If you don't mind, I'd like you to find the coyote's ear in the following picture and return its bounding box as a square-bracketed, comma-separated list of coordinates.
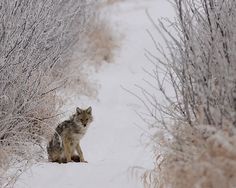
[86, 106, 92, 114]
[76, 107, 82, 114]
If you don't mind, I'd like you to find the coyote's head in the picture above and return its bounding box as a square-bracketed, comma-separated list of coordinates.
[73, 107, 93, 127]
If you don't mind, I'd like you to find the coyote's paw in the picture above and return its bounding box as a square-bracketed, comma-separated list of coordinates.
[71, 155, 80, 162]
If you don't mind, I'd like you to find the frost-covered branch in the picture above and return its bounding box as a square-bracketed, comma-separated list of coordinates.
[0, 0, 97, 187]
[138, 0, 236, 187]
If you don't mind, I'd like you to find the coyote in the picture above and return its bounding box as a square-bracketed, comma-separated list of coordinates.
[47, 106, 93, 163]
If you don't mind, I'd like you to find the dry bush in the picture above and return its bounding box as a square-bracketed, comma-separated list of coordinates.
[58, 16, 118, 96]
[56, 3, 119, 102]
[136, 0, 236, 187]
[87, 18, 118, 65]
[79, 5, 119, 68]
[141, 123, 236, 188]
[0, 0, 97, 187]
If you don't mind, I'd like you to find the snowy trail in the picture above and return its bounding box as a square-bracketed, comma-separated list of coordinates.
[15, 1, 173, 187]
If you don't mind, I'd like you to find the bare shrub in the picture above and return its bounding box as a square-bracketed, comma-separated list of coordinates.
[137, 0, 236, 187]
[0, 0, 97, 187]
[56, 3, 119, 103]
[87, 18, 118, 65]
[57, 16, 118, 98]
[78, 4, 119, 68]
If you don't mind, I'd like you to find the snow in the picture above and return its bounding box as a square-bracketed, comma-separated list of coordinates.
[14, 0, 174, 187]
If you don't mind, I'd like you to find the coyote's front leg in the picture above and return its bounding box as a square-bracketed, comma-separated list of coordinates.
[63, 137, 73, 162]
[76, 143, 87, 163]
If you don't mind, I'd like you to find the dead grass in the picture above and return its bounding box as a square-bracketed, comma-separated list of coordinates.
[56, 8, 119, 103]
[87, 19, 118, 65]
[141, 123, 236, 188]
[53, 17, 119, 106]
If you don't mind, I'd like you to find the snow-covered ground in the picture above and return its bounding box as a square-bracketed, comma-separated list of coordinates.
[15, 1, 174, 187]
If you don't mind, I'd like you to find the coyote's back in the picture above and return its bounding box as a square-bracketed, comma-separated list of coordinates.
[47, 106, 93, 163]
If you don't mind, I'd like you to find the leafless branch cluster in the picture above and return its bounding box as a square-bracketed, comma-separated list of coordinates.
[145, 0, 236, 129]
[138, 0, 236, 187]
[0, 0, 97, 187]
[54, 2, 119, 102]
